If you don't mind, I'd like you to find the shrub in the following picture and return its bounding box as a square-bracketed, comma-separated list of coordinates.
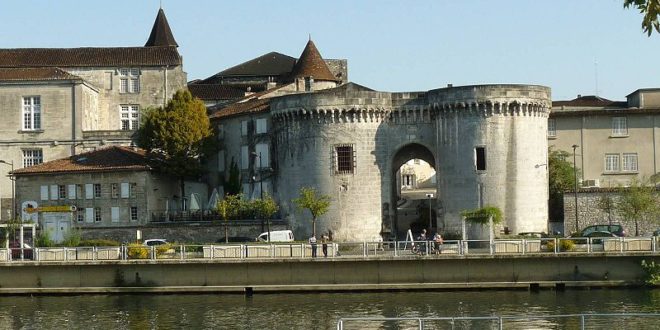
[546, 239, 575, 252]
[36, 231, 54, 247]
[61, 229, 82, 247]
[78, 239, 120, 247]
[156, 243, 173, 255]
[641, 260, 660, 286]
[127, 243, 150, 259]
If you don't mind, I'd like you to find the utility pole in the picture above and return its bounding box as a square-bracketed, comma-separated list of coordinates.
[572, 144, 580, 233]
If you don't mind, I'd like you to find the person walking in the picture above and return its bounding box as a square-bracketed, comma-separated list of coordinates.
[309, 235, 317, 258]
[321, 234, 328, 257]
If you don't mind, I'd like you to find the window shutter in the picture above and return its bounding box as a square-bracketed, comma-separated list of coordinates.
[121, 182, 130, 198]
[68, 184, 76, 199]
[218, 150, 225, 172]
[50, 185, 58, 200]
[111, 207, 120, 222]
[256, 143, 269, 168]
[40, 186, 49, 201]
[240, 146, 249, 169]
[85, 208, 94, 223]
[241, 121, 248, 136]
[256, 118, 267, 134]
[85, 184, 93, 199]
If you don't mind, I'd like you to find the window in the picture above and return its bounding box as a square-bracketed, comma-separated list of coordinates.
[94, 184, 102, 198]
[612, 117, 628, 136]
[241, 145, 249, 169]
[623, 153, 638, 172]
[85, 184, 93, 199]
[94, 207, 102, 222]
[413, 159, 421, 165]
[547, 118, 556, 137]
[58, 185, 66, 199]
[335, 144, 355, 174]
[85, 208, 94, 223]
[40, 186, 48, 201]
[120, 105, 139, 130]
[50, 185, 58, 200]
[605, 154, 620, 172]
[76, 210, 84, 223]
[304, 77, 313, 91]
[68, 184, 76, 199]
[111, 207, 120, 223]
[131, 206, 138, 221]
[255, 143, 269, 168]
[241, 121, 248, 136]
[256, 118, 267, 134]
[22, 96, 41, 130]
[119, 68, 140, 93]
[111, 183, 119, 198]
[475, 146, 487, 171]
[121, 182, 130, 198]
[22, 149, 43, 167]
[130, 183, 137, 198]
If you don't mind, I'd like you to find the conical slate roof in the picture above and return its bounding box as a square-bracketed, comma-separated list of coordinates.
[289, 39, 337, 82]
[145, 8, 178, 47]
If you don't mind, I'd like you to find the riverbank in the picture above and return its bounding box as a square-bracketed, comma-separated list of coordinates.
[1, 253, 658, 294]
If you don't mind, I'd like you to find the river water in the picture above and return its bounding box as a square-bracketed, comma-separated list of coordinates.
[0, 289, 659, 329]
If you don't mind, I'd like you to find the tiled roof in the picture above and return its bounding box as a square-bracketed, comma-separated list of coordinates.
[187, 84, 245, 100]
[12, 146, 151, 176]
[288, 40, 337, 82]
[209, 85, 292, 120]
[0, 67, 82, 81]
[145, 8, 178, 47]
[217, 52, 296, 77]
[0, 46, 182, 67]
[552, 95, 626, 108]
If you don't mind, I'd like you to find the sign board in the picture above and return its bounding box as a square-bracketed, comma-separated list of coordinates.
[39, 205, 77, 213]
[21, 201, 39, 223]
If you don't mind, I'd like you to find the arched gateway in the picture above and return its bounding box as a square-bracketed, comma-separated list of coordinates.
[270, 83, 550, 241]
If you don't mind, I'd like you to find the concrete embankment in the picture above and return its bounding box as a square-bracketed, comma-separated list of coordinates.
[0, 253, 657, 294]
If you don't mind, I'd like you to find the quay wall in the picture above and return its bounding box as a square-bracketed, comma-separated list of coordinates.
[0, 254, 657, 294]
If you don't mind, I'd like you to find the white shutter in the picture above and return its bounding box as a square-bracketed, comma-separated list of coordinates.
[50, 185, 58, 200]
[121, 182, 130, 198]
[256, 118, 267, 134]
[68, 184, 76, 199]
[85, 184, 93, 199]
[40, 186, 49, 201]
[111, 207, 120, 222]
[218, 150, 225, 172]
[240, 146, 249, 169]
[256, 143, 269, 168]
[85, 208, 94, 223]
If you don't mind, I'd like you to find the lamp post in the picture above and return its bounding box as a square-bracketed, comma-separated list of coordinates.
[426, 193, 434, 230]
[252, 152, 268, 242]
[0, 160, 15, 221]
[571, 144, 579, 233]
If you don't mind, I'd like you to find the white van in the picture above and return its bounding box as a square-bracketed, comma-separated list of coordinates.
[256, 230, 294, 242]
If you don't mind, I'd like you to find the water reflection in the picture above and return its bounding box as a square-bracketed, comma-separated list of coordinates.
[0, 289, 658, 329]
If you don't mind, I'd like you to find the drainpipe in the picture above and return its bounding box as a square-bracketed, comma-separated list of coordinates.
[163, 66, 169, 107]
[71, 83, 77, 155]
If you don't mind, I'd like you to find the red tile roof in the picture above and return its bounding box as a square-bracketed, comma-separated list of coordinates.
[12, 146, 151, 176]
[0, 46, 182, 67]
[288, 40, 338, 82]
[187, 84, 245, 100]
[0, 67, 82, 81]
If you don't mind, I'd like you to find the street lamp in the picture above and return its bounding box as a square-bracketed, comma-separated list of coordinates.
[251, 151, 268, 242]
[571, 144, 579, 233]
[0, 160, 15, 221]
[426, 193, 434, 230]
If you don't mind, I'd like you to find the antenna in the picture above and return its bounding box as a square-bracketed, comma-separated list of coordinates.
[308, 33, 311, 41]
[594, 57, 599, 96]
[160, 0, 162, 9]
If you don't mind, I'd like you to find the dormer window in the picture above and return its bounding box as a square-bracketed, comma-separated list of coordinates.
[119, 68, 140, 93]
[304, 76, 313, 91]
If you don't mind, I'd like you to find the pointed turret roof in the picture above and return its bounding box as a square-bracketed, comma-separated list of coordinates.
[288, 39, 337, 82]
[145, 8, 178, 47]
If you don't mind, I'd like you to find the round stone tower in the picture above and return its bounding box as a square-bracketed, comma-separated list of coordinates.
[270, 83, 551, 241]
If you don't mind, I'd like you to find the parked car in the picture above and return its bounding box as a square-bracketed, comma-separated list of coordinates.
[653, 229, 660, 237]
[584, 231, 618, 244]
[255, 230, 294, 242]
[579, 224, 626, 237]
[518, 232, 548, 239]
[143, 239, 168, 247]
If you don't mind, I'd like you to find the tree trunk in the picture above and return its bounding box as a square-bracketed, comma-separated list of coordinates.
[180, 177, 185, 211]
[312, 217, 317, 237]
[224, 221, 228, 243]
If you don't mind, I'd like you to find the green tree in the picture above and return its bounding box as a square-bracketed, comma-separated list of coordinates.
[624, 0, 660, 36]
[136, 89, 213, 209]
[461, 205, 503, 242]
[225, 158, 241, 196]
[254, 194, 280, 241]
[293, 187, 331, 237]
[596, 192, 616, 226]
[217, 194, 241, 243]
[616, 178, 659, 236]
[548, 148, 579, 222]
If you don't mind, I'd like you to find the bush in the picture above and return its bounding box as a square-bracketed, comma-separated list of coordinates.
[61, 229, 82, 247]
[127, 243, 150, 259]
[36, 231, 54, 247]
[78, 239, 120, 247]
[155, 243, 173, 255]
[641, 260, 660, 286]
[546, 239, 575, 252]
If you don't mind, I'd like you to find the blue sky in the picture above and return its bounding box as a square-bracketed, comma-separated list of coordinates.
[0, 0, 656, 100]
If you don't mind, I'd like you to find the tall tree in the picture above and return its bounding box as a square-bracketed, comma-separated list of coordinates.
[616, 178, 659, 236]
[136, 89, 213, 209]
[624, 0, 660, 36]
[254, 194, 280, 241]
[225, 158, 241, 196]
[293, 187, 331, 237]
[596, 192, 616, 226]
[548, 148, 579, 222]
[217, 194, 241, 243]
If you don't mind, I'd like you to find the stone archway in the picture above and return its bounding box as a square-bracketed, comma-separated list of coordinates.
[390, 143, 437, 239]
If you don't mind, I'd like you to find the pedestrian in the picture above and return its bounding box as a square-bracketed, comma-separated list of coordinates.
[321, 234, 328, 257]
[309, 235, 317, 258]
[433, 232, 444, 254]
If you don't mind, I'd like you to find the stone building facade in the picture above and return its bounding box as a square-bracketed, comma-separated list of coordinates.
[208, 39, 551, 241]
[0, 9, 187, 220]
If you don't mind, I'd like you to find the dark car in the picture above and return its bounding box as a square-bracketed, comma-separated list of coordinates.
[585, 231, 618, 244]
[580, 224, 626, 237]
